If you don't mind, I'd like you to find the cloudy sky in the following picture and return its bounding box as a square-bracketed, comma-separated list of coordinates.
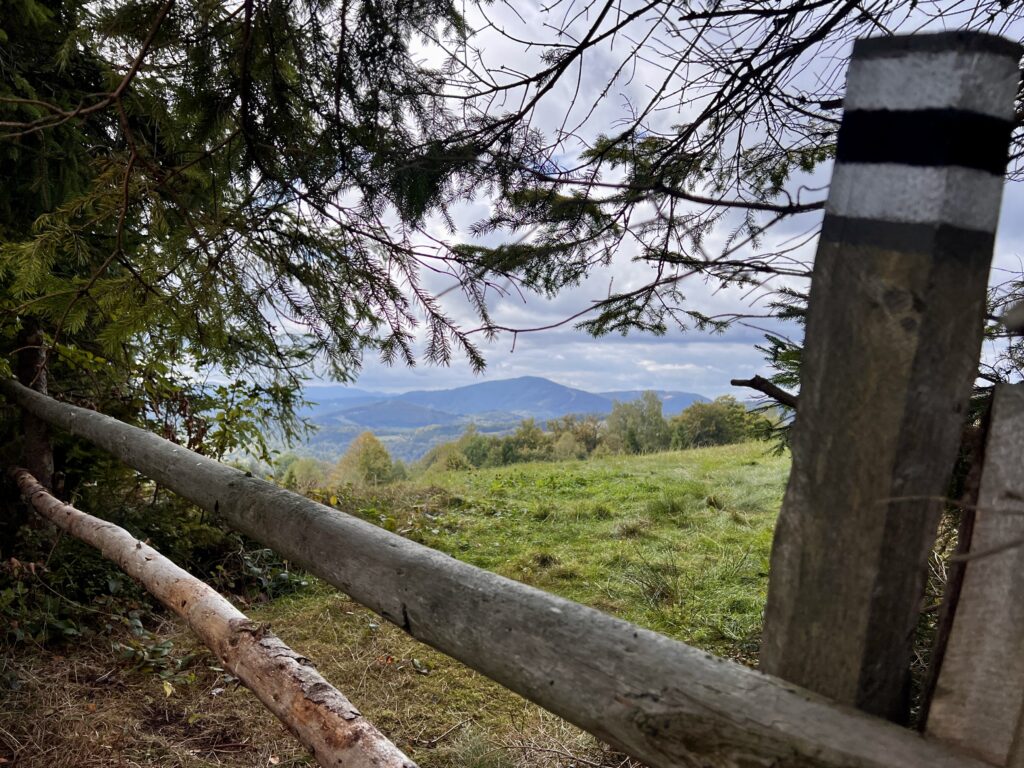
[320, 3, 1024, 398]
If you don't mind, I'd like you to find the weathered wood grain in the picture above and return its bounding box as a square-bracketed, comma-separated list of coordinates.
[10, 467, 416, 768]
[1, 378, 992, 768]
[927, 383, 1024, 765]
[760, 31, 1020, 723]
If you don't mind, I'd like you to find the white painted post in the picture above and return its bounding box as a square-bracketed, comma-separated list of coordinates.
[761, 32, 1022, 723]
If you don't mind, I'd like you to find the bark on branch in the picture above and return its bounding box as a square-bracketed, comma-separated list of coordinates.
[1, 379, 993, 768]
[10, 467, 415, 768]
[731, 375, 799, 409]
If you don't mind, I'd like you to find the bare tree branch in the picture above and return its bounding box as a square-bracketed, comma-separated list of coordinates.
[731, 374, 798, 409]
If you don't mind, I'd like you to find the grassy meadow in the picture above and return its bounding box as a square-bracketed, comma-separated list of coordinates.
[395, 442, 785, 657]
[2, 442, 789, 767]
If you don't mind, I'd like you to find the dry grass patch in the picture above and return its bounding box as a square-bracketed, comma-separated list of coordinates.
[1, 595, 642, 768]
[0, 628, 300, 767]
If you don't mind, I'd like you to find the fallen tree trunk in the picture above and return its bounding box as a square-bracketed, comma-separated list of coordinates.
[1, 378, 990, 768]
[10, 467, 415, 768]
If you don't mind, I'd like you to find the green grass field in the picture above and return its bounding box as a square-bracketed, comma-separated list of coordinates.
[2, 442, 790, 767]
[377, 441, 787, 658]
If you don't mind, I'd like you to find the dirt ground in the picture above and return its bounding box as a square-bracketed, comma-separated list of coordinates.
[1, 593, 640, 768]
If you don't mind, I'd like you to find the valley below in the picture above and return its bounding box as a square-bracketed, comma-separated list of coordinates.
[297, 375, 709, 461]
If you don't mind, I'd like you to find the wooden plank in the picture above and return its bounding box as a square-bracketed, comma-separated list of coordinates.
[927, 382, 1024, 765]
[11, 468, 416, 768]
[760, 31, 1021, 723]
[0, 377, 995, 768]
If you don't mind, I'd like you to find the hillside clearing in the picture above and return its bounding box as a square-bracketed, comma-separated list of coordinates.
[1, 442, 789, 767]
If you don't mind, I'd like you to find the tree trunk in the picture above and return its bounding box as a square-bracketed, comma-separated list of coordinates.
[0, 378, 993, 768]
[0, 480, 26, 559]
[11, 467, 415, 768]
[2, 326, 53, 556]
[16, 327, 53, 489]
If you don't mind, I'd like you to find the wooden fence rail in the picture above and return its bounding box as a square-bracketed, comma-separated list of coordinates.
[0, 378, 991, 768]
[11, 467, 416, 768]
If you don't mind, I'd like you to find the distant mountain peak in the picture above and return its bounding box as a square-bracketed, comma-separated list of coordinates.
[298, 376, 710, 454]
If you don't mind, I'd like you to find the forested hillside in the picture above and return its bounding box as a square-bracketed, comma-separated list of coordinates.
[292, 376, 709, 461]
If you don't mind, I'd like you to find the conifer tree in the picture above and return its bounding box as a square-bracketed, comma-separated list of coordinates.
[4, 0, 1022, 441]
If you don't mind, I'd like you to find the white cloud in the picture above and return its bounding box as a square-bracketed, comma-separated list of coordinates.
[327, 3, 1024, 398]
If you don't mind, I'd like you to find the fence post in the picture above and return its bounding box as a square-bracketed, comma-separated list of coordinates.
[760, 32, 1021, 723]
[926, 383, 1024, 765]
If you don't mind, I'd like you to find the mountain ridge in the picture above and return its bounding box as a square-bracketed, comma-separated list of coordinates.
[302, 375, 708, 424]
[295, 376, 710, 461]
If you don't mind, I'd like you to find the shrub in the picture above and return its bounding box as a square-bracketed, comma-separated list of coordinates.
[669, 396, 772, 449]
[506, 418, 554, 463]
[546, 413, 603, 455]
[281, 456, 329, 492]
[552, 431, 586, 460]
[331, 431, 397, 486]
[419, 442, 473, 472]
[605, 392, 670, 454]
[456, 425, 492, 467]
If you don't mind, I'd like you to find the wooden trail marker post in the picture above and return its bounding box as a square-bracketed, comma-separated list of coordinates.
[927, 382, 1024, 765]
[760, 32, 1021, 723]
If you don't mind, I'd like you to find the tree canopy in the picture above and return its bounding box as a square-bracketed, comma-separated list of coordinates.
[3, 0, 1023, 439]
[669, 395, 773, 449]
[332, 431, 396, 485]
[2, 0, 481, 397]
[606, 391, 671, 454]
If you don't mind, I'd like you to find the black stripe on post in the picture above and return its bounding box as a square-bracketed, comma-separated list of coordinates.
[836, 110, 1015, 174]
[820, 216, 996, 255]
[854, 31, 1023, 59]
